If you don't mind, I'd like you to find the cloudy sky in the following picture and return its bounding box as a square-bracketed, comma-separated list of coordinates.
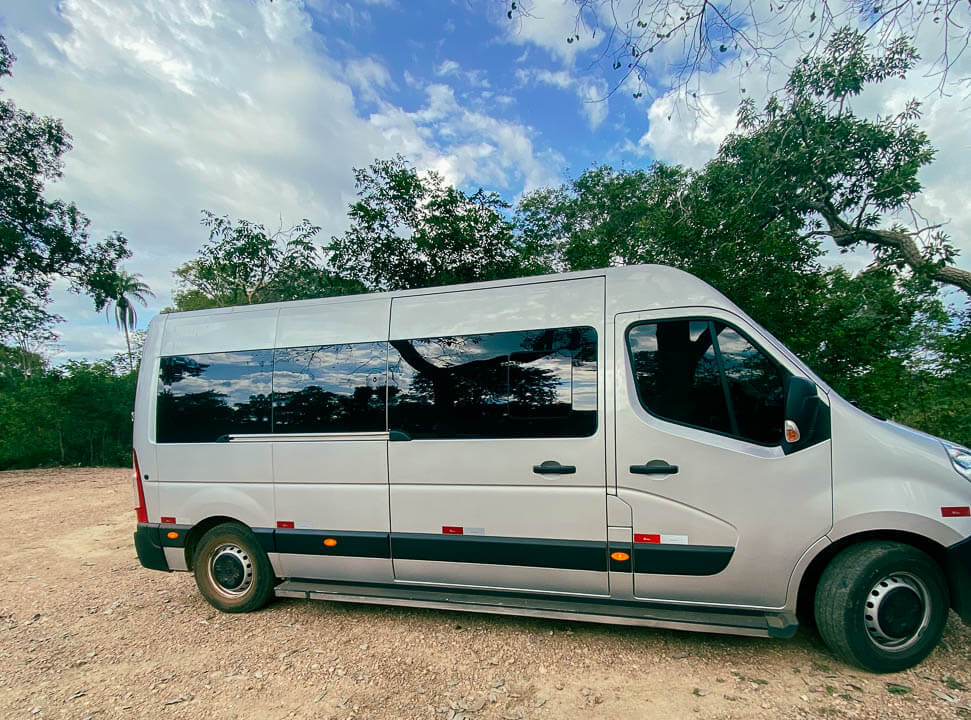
[1, 0, 969, 362]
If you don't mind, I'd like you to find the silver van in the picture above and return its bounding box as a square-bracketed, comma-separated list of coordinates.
[132, 265, 971, 672]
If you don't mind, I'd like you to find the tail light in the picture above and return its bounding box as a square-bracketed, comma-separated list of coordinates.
[132, 450, 148, 523]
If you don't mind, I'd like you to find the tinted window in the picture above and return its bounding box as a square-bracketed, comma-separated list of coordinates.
[628, 320, 731, 434]
[158, 351, 273, 442]
[273, 343, 386, 433]
[716, 326, 785, 444]
[388, 326, 597, 439]
[627, 320, 785, 445]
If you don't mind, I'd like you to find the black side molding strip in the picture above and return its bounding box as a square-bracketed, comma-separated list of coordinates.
[136, 523, 734, 577]
[275, 529, 390, 558]
[392, 532, 607, 572]
[634, 544, 734, 576]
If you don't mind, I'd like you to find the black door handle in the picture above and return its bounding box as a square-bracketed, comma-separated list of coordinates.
[533, 460, 577, 475]
[630, 460, 679, 475]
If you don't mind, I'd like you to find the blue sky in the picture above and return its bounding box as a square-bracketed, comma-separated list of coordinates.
[1, 0, 969, 362]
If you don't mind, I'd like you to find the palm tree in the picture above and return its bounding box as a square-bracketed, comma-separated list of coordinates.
[106, 270, 155, 372]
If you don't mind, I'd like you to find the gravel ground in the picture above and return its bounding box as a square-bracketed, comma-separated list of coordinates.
[0, 467, 969, 720]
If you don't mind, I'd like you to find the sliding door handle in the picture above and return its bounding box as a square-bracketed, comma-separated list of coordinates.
[630, 460, 679, 475]
[533, 460, 577, 475]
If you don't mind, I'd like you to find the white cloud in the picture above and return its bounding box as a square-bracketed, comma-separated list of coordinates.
[534, 69, 572, 89]
[579, 80, 608, 130]
[344, 56, 395, 103]
[369, 83, 563, 193]
[504, 0, 600, 63]
[436, 59, 461, 76]
[2, 0, 567, 361]
[637, 91, 738, 168]
[434, 58, 490, 88]
[518, 67, 609, 130]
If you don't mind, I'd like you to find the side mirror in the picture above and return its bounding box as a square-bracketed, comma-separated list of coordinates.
[782, 376, 830, 454]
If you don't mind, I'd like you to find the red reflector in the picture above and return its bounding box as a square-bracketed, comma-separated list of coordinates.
[942, 506, 971, 517]
[277, 521, 295, 529]
[132, 450, 148, 524]
[442, 526, 463, 535]
[160, 516, 176, 524]
[634, 533, 661, 544]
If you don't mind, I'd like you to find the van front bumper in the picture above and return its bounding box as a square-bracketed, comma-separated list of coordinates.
[134, 523, 170, 572]
[947, 535, 971, 624]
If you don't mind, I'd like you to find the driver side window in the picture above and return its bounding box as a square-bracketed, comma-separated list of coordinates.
[627, 319, 786, 445]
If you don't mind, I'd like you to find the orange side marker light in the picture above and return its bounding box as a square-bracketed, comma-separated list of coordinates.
[167, 531, 179, 540]
[323, 538, 338, 547]
[610, 551, 630, 562]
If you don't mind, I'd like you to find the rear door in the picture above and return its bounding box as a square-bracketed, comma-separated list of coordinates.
[615, 307, 832, 608]
[387, 278, 608, 596]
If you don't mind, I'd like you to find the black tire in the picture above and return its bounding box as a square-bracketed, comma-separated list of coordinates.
[192, 523, 275, 613]
[814, 541, 948, 673]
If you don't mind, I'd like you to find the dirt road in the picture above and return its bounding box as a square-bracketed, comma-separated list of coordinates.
[0, 468, 969, 719]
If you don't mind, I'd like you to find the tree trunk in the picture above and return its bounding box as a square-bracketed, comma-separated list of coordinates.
[124, 322, 133, 373]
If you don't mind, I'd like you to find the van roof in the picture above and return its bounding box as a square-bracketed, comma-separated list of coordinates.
[156, 264, 724, 320]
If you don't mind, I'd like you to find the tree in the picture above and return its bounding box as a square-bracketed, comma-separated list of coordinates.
[0, 33, 129, 316]
[516, 162, 827, 336]
[506, 1, 970, 101]
[329, 156, 545, 292]
[105, 269, 154, 372]
[0, 359, 136, 468]
[0, 287, 60, 378]
[723, 29, 970, 297]
[508, 35, 970, 439]
[170, 210, 359, 311]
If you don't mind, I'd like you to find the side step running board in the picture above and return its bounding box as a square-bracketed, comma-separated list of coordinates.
[274, 579, 798, 639]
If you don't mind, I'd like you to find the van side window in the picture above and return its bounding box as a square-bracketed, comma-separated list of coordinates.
[388, 326, 597, 439]
[627, 320, 785, 445]
[272, 343, 386, 433]
[157, 351, 273, 442]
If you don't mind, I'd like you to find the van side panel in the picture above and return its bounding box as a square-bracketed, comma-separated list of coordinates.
[160, 307, 279, 355]
[271, 297, 393, 582]
[829, 397, 968, 546]
[153, 307, 279, 566]
[388, 278, 608, 595]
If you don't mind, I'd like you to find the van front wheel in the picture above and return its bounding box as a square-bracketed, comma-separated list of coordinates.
[814, 541, 948, 673]
[193, 523, 275, 613]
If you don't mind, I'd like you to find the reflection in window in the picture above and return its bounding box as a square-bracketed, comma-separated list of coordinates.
[628, 321, 730, 434]
[157, 351, 273, 442]
[388, 326, 597, 439]
[715, 326, 785, 444]
[627, 320, 785, 445]
[273, 343, 386, 433]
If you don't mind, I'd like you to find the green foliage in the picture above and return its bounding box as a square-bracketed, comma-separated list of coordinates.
[0, 357, 135, 468]
[730, 28, 969, 296]
[329, 156, 543, 291]
[0, 33, 129, 315]
[170, 210, 359, 311]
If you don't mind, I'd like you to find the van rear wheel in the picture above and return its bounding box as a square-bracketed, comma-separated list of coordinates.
[193, 523, 275, 613]
[814, 541, 948, 673]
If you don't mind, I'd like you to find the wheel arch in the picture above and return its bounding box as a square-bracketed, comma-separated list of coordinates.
[795, 529, 950, 626]
[183, 515, 248, 570]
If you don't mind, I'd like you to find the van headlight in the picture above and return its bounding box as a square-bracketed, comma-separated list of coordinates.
[943, 441, 971, 480]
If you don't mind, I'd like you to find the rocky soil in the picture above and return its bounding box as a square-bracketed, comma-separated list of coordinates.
[1, 467, 969, 719]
